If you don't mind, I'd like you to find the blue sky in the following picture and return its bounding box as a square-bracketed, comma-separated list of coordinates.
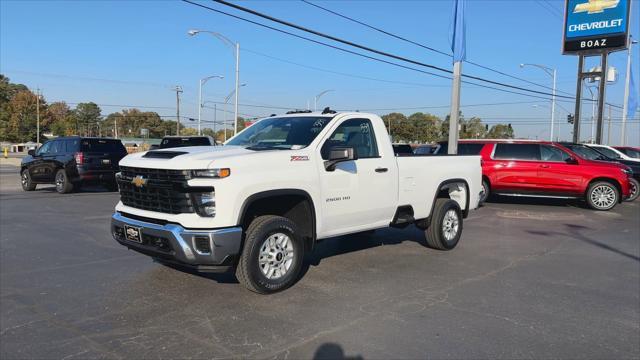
[1, 0, 638, 145]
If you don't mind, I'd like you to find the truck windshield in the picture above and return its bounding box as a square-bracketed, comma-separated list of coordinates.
[227, 116, 331, 150]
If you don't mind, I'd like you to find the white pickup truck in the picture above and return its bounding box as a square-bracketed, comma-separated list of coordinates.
[111, 110, 481, 293]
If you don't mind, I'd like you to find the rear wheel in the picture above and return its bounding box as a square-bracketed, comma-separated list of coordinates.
[586, 181, 618, 211]
[55, 169, 74, 194]
[20, 170, 36, 191]
[479, 179, 490, 204]
[425, 198, 463, 250]
[236, 215, 304, 294]
[626, 178, 639, 202]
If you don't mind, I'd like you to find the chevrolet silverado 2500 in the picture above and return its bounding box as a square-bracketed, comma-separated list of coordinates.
[111, 111, 481, 293]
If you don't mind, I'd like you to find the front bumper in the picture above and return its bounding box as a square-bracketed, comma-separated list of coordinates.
[111, 212, 242, 272]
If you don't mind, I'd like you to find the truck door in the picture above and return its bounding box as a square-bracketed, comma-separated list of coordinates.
[537, 144, 584, 195]
[317, 117, 397, 235]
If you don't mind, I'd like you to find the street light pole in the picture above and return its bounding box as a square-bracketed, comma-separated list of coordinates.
[198, 75, 224, 135]
[586, 86, 597, 143]
[314, 89, 334, 111]
[188, 29, 240, 134]
[621, 37, 638, 146]
[222, 83, 246, 141]
[520, 63, 556, 141]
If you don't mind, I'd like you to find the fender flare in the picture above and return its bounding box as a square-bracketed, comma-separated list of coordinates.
[430, 178, 471, 218]
[237, 188, 317, 243]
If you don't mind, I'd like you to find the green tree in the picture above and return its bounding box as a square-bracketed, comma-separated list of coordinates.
[487, 124, 514, 139]
[460, 117, 487, 139]
[0, 75, 33, 142]
[381, 112, 407, 142]
[47, 102, 76, 136]
[74, 102, 101, 136]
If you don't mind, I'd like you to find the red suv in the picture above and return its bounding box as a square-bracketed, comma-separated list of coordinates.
[434, 140, 632, 211]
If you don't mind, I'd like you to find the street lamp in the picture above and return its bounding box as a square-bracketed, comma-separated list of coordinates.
[198, 75, 224, 135]
[223, 83, 247, 141]
[520, 63, 557, 142]
[314, 89, 334, 111]
[188, 29, 240, 136]
[585, 85, 598, 143]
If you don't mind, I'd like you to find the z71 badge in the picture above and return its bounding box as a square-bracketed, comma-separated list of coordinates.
[290, 155, 309, 161]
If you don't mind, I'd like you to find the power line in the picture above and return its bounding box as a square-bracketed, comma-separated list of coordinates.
[204, 0, 576, 100]
[243, 48, 451, 89]
[300, 0, 573, 96]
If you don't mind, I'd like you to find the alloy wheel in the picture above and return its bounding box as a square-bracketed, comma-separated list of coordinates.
[258, 233, 294, 280]
[442, 209, 459, 242]
[590, 185, 616, 209]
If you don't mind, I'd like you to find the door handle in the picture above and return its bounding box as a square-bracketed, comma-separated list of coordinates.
[375, 167, 388, 173]
[540, 164, 550, 168]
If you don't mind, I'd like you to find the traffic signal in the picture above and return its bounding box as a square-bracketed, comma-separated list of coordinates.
[567, 114, 574, 124]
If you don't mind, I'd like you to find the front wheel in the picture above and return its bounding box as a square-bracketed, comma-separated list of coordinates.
[586, 181, 618, 211]
[425, 198, 463, 250]
[21, 170, 36, 191]
[236, 215, 304, 294]
[626, 178, 639, 202]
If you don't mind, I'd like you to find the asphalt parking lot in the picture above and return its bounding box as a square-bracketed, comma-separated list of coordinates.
[1, 166, 639, 359]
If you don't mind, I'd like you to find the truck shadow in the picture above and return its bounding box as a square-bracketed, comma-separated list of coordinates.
[303, 226, 426, 269]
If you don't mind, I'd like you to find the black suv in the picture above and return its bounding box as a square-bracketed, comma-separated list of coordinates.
[21, 137, 128, 193]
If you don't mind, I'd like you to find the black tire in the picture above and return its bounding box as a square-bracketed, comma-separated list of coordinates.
[626, 178, 639, 202]
[20, 170, 36, 191]
[236, 215, 304, 294]
[479, 179, 490, 204]
[585, 181, 619, 211]
[425, 198, 463, 250]
[55, 169, 74, 194]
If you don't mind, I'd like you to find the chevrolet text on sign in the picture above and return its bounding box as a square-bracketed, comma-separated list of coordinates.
[563, 0, 630, 54]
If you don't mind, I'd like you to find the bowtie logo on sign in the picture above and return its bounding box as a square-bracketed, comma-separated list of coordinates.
[573, 0, 619, 14]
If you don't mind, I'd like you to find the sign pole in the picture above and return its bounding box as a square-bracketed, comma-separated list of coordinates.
[572, 55, 584, 143]
[595, 52, 608, 144]
[448, 61, 462, 154]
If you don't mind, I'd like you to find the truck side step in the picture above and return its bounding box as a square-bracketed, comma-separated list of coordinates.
[390, 205, 415, 228]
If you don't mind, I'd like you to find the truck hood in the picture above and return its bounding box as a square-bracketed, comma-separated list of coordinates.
[119, 145, 254, 169]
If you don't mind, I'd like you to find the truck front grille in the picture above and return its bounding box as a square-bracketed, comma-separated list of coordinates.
[117, 166, 195, 214]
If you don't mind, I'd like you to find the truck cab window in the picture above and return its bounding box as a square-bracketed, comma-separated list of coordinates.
[322, 119, 378, 159]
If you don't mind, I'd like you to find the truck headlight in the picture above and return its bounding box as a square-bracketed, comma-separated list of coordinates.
[193, 192, 216, 217]
[192, 169, 230, 178]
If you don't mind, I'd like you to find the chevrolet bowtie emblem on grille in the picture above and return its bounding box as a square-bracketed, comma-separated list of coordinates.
[574, 0, 619, 14]
[131, 175, 148, 188]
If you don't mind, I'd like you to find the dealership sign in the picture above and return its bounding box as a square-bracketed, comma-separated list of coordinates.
[563, 0, 630, 54]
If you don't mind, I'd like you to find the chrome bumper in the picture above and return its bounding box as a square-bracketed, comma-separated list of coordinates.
[111, 213, 242, 271]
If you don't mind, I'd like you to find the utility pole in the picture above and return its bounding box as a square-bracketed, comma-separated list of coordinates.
[35, 89, 40, 145]
[172, 86, 183, 136]
[114, 115, 118, 139]
[621, 36, 637, 146]
[234, 42, 240, 136]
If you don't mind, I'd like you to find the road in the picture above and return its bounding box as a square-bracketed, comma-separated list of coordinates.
[1, 168, 639, 359]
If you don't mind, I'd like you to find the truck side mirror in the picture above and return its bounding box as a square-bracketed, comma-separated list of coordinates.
[28, 149, 36, 156]
[324, 146, 357, 171]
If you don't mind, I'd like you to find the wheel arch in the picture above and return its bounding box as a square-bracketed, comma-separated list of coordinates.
[432, 178, 470, 218]
[237, 189, 317, 252]
[587, 177, 623, 203]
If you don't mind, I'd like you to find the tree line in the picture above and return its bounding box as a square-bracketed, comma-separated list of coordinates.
[1, 74, 514, 144]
